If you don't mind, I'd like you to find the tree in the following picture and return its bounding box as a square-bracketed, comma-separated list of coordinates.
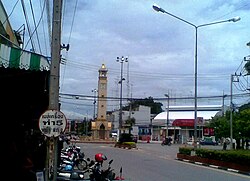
[244, 61, 250, 75]
[209, 102, 250, 149]
[125, 117, 136, 126]
[123, 96, 163, 114]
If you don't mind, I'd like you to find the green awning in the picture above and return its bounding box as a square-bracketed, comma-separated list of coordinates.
[0, 43, 50, 71]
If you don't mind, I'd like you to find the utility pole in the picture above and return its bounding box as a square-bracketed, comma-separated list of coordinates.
[128, 86, 132, 134]
[46, 1, 63, 181]
[222, 91, 227, 116]
[230, 73, 240, 150]
[164, 92, 170, 139]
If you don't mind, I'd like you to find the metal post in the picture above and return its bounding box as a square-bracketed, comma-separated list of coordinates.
[193, 27, 198, 148]
[152, 4, 240, 149]
[230, 74, 233, 149]
[92, 89, 97, 120]
[119, 61, 123, 135]
[116, 56, 128, 137]
[46, 0, 63, 181]
[164, 94, 169, 138]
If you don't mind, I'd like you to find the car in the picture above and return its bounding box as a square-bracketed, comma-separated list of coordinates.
[186, 139, 199, 145]
[199, 139, 218, 145]
[111, 132, 118, 138]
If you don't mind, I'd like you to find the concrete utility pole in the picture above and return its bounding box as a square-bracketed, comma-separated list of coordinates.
[230, 74, 240, 150]
[164, 93, 170, 139]
[46, 0, 63, 181]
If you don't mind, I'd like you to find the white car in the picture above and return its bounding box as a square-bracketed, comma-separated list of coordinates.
[186, 140, 199, 145]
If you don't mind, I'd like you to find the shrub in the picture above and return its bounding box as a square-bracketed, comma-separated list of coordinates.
[179, 147, 250, 166]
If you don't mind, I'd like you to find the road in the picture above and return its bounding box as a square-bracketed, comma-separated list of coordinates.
[74, 142, 250, 181]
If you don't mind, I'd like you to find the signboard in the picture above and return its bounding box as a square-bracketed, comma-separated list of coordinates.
[203, 127, 215, 136]
[172, 119, 194, 127]
[39, 110, 67, 137]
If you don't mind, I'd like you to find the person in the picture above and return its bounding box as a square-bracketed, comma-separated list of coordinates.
[168, 136, 172, 145]
[223, 141, 227, 150]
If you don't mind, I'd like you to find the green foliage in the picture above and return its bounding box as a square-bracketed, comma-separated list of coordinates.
[125, 117, 136, 126]
[121, 142, 136, 146]
[179, 147, 194, 155]
[239, 102, 250, 112]
[123, 96, 163, 114]
[114, 141, 137, 149]
[118, 133, 134, 143]
[209, 103, 250, 140]
[179, 147, 250, 166]
[244, 61, 250, 74]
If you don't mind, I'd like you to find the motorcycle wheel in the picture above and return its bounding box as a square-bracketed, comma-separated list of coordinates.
[76, 159, 88, 170]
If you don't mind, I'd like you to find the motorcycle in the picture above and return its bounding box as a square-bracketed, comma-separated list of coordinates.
[161, 137, 172, 146]
[57, 153, 125, 181]
[59, 145, 88, 171]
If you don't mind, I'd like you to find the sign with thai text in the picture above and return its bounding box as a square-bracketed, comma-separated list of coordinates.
[39, 110, 67, 137]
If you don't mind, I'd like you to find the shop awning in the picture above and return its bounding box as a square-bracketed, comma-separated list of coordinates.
[0, 43, 50, 71]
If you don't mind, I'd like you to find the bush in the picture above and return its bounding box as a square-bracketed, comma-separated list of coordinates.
[118, 133, 134, 143]
[114, 141, 136, 149]
[179, 147, 250, 166]
[179, 147, 193, 155]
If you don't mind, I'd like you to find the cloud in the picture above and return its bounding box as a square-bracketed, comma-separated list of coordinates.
[2, 0, 249, 115]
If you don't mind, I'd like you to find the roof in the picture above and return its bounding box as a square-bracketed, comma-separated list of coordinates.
[0, 43, 50, 71]
[166, 105, 222, 111]
[153, 111, 219, 121]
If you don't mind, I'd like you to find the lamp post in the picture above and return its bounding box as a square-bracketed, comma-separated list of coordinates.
[164, 94, 170, 139]
[92, 89, 97, 120]
[117, 56, 128, 137]
[152, 3, 240, 148]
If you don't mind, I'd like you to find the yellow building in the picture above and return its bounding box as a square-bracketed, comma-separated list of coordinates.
[91, 64, 112, 139]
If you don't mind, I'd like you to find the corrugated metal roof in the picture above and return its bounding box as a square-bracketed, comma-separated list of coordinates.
[153, 110, 219, 121]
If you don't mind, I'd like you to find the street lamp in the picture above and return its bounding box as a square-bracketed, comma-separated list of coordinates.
[164, 94, 170, 140]
[92, 89, 97, 120]
[153, 3, 240, 148]
[117, 56, 128, 137]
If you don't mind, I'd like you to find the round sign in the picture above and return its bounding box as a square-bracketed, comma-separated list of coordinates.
[39, 110, 67, 137]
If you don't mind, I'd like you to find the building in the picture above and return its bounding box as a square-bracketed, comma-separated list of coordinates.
[108, 105, 152, 140]
[1, 1, 50, 179]
[153, 105, 221, 143]
[91, 64, 112, 139]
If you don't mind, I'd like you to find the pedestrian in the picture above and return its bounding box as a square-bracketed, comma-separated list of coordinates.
[222, 138, 227, 150]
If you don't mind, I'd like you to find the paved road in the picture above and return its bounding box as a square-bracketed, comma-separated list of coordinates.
[74, 142, 250, 181]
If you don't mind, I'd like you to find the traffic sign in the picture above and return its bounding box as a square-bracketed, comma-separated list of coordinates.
[39, 110, 67, 137]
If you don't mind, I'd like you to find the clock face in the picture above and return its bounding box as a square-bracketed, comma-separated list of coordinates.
[100, 72, 106, 77]
[100, 83, 106, 89]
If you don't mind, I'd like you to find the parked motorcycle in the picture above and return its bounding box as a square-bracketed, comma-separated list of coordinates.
[59, 145, 88, 171]
[57, 153, 125, 181]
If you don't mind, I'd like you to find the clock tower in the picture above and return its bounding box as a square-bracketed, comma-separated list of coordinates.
[91, 64, 112, 139]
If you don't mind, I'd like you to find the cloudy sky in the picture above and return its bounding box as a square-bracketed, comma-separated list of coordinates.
[2, 0, 250, 119]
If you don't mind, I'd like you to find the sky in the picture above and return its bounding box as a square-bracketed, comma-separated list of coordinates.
[2, 0, 250, 119]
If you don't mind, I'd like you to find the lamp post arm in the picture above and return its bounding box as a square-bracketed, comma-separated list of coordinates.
[162, 11, 196, 28]
[153, 4, 195, 27]
[197, 19, 231, 28]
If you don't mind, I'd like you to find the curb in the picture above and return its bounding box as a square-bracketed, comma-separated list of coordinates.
[175, 158, 250, 176]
